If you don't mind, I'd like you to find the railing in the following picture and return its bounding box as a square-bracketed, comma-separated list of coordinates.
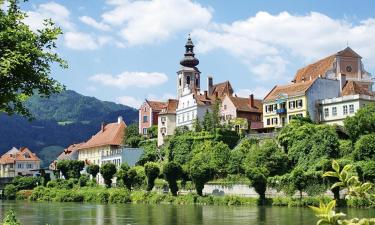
[276, 108, 286, 114]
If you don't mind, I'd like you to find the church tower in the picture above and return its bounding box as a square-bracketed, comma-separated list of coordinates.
[177, 35, 200, 99]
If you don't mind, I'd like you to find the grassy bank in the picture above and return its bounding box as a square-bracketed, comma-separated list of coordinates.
[16, 186, 373, 208]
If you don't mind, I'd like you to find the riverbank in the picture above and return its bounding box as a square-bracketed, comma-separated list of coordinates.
[16, 186, 374, 208]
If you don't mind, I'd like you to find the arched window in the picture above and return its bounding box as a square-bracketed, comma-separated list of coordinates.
[186, 76, 190, 85]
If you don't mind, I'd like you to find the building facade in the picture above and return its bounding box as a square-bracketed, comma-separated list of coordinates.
[49, 143, 84, 170]
[263, 47, 373, 128]
[139, 100, 166, 136]
[157, 99, 178, 146]
[0, 147, 41, 177]
[221, 94, 263, 132]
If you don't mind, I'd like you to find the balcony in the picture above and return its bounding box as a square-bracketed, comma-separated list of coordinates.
[276, 108, 287, 114]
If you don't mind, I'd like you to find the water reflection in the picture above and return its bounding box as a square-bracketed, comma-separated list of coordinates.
[1, 201, 375, 225]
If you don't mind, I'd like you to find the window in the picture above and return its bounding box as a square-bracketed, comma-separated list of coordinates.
[179, 78, 182, 86]
[9, 164, 13, 169]
[187, 113, 190, 121]
[289, 101, 295, 109]
[161, 127, 166, 134]
[17, 164, 23, 169]
[187, 101, 189, 107]
[186, 76, 190, 85]
[143, 116, 148, 123]
[297, 100, 303, 108]
[143, 128, 147, 135]
[267, 118, 270, 125]
[332, 107, 337, 116]
[349, 104, 354, 114]
[27, 164, 32, 169]
[272, 118, 278, 125]
[143, 107, 147, 112]
[182, 114, 185, 122]
[324, 108, 329, 118]
[224, 105, 227, 110]
[195, 78, 199, 86]
[343, 105, 348, 115]
[161, 117, 166, 123]
[273, 104, 277, 111]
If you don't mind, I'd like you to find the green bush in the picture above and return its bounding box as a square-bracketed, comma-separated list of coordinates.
[108, 189, 131, 203]
[144, 162, 160, 191]
[4, 184, 17, 200]
[355, 133, 375, 160]
[16, 190, 33, 200]
[2, 210, 20, 225]
[12, 176, 41, 190]
[79, 174, 90, 187]
[46, 179, 74, 189]
[100, 163, 117, 188]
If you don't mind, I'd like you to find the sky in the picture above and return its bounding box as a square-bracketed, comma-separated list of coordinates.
[6, 0, 375, 108]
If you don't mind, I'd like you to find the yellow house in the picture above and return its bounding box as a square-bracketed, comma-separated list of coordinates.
[263, 78, 340, 128]
[77, 116, 126, 182]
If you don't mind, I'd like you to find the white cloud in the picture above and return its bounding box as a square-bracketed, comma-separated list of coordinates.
[102, 0, 212, 45]
[117, 96, 143, 108]
[236, 87, 270, 99]
[64, 32, 111, 50]
[147, 93, 175, 101]
[89, 71, 168, 89]
[24, 2, 74, 31]
[79, 16, 111, 31]
[192, 11, 375, 81]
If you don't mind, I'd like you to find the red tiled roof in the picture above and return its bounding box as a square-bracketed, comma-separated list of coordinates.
[0, 147, 40, 164]
[293, 47, 362, 83]
[264, 80, 315, 101]
[146, 100, 168, 111]
[57, 143, 84, 161]
[159, 99, 178, 114]
[228, 96, 262, 113]
[78, 120, 126, 150]
[341, 81, 374, 96]
[211, 81, 234, 99]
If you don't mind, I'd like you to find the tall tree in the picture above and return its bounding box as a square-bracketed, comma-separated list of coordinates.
[100, 163, 117, 188]
[344, 103, 375, 141]
[0, 0, 67, 118]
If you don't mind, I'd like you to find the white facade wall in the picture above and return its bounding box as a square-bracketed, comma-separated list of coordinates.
[158, 113, 176, 146]
[176, 91, 210, 129]
[319, 95, 375, 125]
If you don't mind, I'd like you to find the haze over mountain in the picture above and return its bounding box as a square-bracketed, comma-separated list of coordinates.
[0, 90, 138, 166]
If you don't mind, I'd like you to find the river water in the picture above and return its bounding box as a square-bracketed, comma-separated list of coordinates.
[0, 200, 374, 225]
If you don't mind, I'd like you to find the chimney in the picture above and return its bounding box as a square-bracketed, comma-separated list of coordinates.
[249, 94, 254, 108]
[339, 73, 347, 93]
[207, 76, 213, 94]
[101, 122, 105, 132]
[117, 116, 123, 124]
[204, 90, 208, 99]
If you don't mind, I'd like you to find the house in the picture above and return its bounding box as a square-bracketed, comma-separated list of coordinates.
[158, 99, 179, 146]
[0, 147, 41, 177]
[263, 47, 373, 129]
[318, 79, 375, 125]
[101, 147, 143, 167]
[49, 142, 84, 170]
[263, 78, 340, 128]
[77, 116, 126, 183]
[139, 100, 167, 136]
[221, 94, 263, 132]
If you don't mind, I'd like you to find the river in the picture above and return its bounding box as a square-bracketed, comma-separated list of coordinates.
[0, 200, 375, 225]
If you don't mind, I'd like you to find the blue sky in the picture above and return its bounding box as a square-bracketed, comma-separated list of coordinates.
[12, 0, 375, 108]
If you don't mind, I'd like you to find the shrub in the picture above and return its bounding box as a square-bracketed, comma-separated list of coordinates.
[12, 176, 41, 190]
[86, 164, 100, 180]
[2, 210, 20, 225]
[97, 191, 110, 203]
[46, 179, 74, 189]
[163, 162, 182, 196]
[4, 184, 17, 200]
[108, 189, 131, 203]
[79, 174, 90, 187]
[144, 162, 160, 191]
[16, 190, 33, 200]
[354, 133, 375, 160]
[100, 163, 117, 188]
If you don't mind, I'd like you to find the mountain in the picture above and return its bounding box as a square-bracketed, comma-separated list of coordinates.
[0, 90, 138, 166]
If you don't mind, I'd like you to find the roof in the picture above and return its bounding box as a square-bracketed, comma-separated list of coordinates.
[210, 81, 234, 99]
[56, 143, 84, 161]
[264, 79, 315, 101]
[293, 47, 361, 83]
[341, 81, 374, 96]
[0, 147, 40, 164]
[194, 92, 214, 106]
[78, 120, 126, 150]
[228, 96, 262, 113]
[146, 100, 167, 111]
[159, 99, 179, 114]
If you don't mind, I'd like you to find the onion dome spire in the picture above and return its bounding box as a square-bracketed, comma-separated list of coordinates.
[180, 34, 199, 67]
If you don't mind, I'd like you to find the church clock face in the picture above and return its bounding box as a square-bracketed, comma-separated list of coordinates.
[346, 65, 352, 72]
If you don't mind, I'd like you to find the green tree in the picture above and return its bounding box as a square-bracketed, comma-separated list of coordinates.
[116, 163, 135, 190]
[243, 139, 288, 204]
[147, 125, 158, 138]
[144, 162, 160, 191]
[354, 133, 375, 161]
[56, 160, 84, 179]
[4, 184, 17, 200]
[344, 103, 375, 141]
[188, 151, 214, 196]
[0, 0, 67, 118]
[193, 118, 202, 132]
[86, 164, 100, 180]
[163, 161, 183, 196]
[125, 123, 143, 147]
[228, 138, 257, 174]
[100, 163, 117, 188]
[202, 110, 214, 132]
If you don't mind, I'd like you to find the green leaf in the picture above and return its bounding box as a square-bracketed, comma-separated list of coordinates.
[332, 160, 340, 173]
